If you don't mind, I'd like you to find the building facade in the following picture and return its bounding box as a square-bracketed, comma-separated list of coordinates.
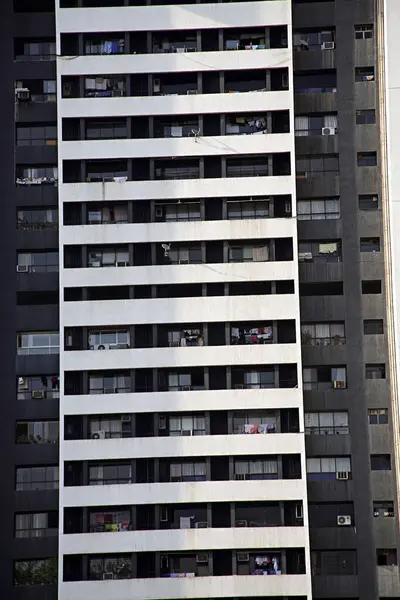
[1, 0, 400, 599]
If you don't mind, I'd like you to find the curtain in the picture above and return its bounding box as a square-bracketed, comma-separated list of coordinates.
[321, 458, 336, 473]
[305, 413, 319, 428]
[170, 463, 182, 479]
[336, 457, 351, 472]
[249, 460, 263, 474]
[182, 463, 195, 477]
[307, 458, 321, 473]
[311, 199, 327, 219]
[324, 115, 337, 129]
[315, 324, 330, 340]
[114, 206, 128, 222]
[334, 412, 348, 427]
[331, 367, 346, 384]
[295, 116, 309, 136]
[264, 460, 278, 474]
[235, 461, 248, 475]
[194, 463, 206, 476]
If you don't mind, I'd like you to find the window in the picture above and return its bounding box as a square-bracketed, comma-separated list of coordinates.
[86, 120, 127, 139]
[355, 67, 375, 82]
[306, 457, 351, 480]
[43, 80, 56, 101]
[88, 248, 129, 267]
[168, 415, 206, 436]
[84, 76, 126, 98]
[226, 157, 269, 178]
[365, 364, 386, 379]
[88, 556, 132, 580]
[14, 558, 57, 586]
[17, 251, 59, 273]
[16, 466, 59, 491]
[89, 509, 131, 533]
[243, 369, 275, 389]
[16, 125, 57, 146]
[311, 551, 357, 575]
[167, 245, 202, 265]
[373, 502, 394, 517]
[362, 280, 381, 294]
[295, 115, 337, 136]
[297, 197, 340, 220]
[298, 241, 341, 263]
[364, 320, 384, 335]
[355, 25, 373, 40]
[360, 238, 380, 252]
[89, 463, 132, 485]
[228, 244, 269, 262]
[167, 372, 201, 391]
[85, 38, 125, 55]
[368, 409, 388, 425]
[169, 461, 207, 482]
[294, 72, 337, 94]
[167, 328, 203, 348]
[88, 329, 130, 349]
[89, 416, 131, 439]
[309, 503, 354, 527]
[233, 411, 277, 434]
[89, 373, 131, 394]
[303, 366, 347, 390]
[15, 40, 56, 61]
[301, 323, 345, 346]
[17, 208, 58, 229]
[293, 30, 335, 51]
[227, 199, 270, 220]
[17, 375, 59, 400]
[17, 332, 59, 355]
[305, 412, 349, 435]
[16, 421, 59, 444]
[359, 194, 379, 210]
[234, 458, 278, 480]
[371, 454, 391, 471]
[16, 165, 58, 185]
[231, 324, 273, 345]
[356, 110, 376, 125]
[15, 512, 58, 538]
[296, 155, 339, 177]
[161, 202, 201, 222]
[377, 549, 397, 566]
[357, 152, 377, 167]
[88, 205, 128, 224]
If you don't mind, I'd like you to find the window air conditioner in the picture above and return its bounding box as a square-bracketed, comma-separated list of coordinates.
[103, 572, 114, 580]
[337, 514, 351, 526]
[115, 260, 129, 267]
[15, 87, 30, 101]
[298, 252, 313, 262]
[32, 390, 45, 400]
[155, 207, 164, 218]
[322, 127, 335, 136]
[284, 202, 291, 214]
[196, 553, 208, 564]
[16, 265, 29, 273]
[321, 41, 335, 50]
[93, 344, 110, 350]
[181, 429, 193, 436]
[336, 471, 349, 481]
[90, 261, 101, 268]
[234, 473, 246, 481]
[153, 78, 161, 93]
[195, 521, 208, 528]
[237, 552, 250, 562]
[187, 90, 198, 95]
[333, 380, 346, 389]
[181, 385, 191, 392]
[121, 415, 131, 422]
[91, 430, 106, 440]
[235, 520, 248, 527]
[178, 259, 189, 265]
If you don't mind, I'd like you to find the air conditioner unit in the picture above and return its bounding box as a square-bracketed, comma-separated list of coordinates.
[90, 261, 101, 268]
[236, 519, 248, 527]
[32, 390, 45, 400]
[333, 380, 346, 389]
[153, 78, 161, 92]
[295, 504, 303, 520]
[93, 344, 110, 350]
[15, 87, 30, 101]
[195, 521, 208, 528]
[181, 385, 191, 391]
[336, 471, 349, 481]
[155, 207, 164, 218]
[237, 552, 250, 562]
[187, 90, 198, 95]
[121, 415, 131, 423]
[284, 202, 291, 214]
[178, 259, 189, 265]
[181, 429, 193, 436]
[104, 387, 117, 394]
[103, 572, 114, 580]
[234, 473, 246, 481]
[115, 261, 129, 267]
[196, 553, 208, 564]
[322, 41, 335, 50]
[322, 127, 335, 136]
[235, 384, 244, 389]
[91, 430, 106, 440]
[337, 514, 351, 526]
[16, 265, 29, 273]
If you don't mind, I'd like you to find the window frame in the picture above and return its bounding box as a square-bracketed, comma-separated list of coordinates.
[356, 109, 376, 125]
[368, 409, 388, 425]
[17, 332, 59, 355]
[16, 465, 59, 491]
[15, 511, 58, 538]
[354, 25, 374, 40]
[305, 411, 349, 435]
[297, 197, 340, 221]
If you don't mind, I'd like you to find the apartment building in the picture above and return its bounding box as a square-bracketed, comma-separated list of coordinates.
[0, 0, 399, 599]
